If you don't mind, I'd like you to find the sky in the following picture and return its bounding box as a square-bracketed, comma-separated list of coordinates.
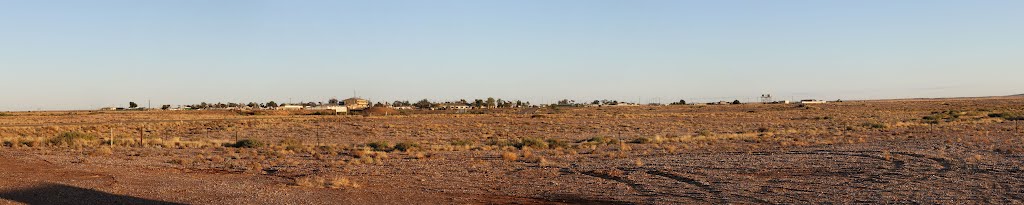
[1, 0, 1022, 111]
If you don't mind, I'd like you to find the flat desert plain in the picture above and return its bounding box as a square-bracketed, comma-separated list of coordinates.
[1, 97, 1023, 204]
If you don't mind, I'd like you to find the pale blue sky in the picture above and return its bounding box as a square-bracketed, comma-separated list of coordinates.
[1, 0, 1022, 110]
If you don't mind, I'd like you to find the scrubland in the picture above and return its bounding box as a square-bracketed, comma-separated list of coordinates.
[1, 97, 1023, 204]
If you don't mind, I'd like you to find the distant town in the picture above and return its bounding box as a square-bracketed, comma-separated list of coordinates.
[100, 95, 837, 113]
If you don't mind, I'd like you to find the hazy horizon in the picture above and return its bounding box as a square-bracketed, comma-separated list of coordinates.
[3, 0, 1023, 111]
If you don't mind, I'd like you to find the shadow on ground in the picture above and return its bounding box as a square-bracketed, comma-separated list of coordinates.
[0, 183, 183, 205]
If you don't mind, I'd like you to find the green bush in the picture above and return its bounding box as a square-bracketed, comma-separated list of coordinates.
[227, 139, 264, 148]
[49, 131, 97, 146]
[393, 142, 419, 152]
[546, 139, 570, 149]
[923, 110, 968, 124]
[862, 122, 888, 129]
[989, 112, 1024, 121]
[485, 139, 517, 147]
[631, 137, 653, 144]
[366, 141, 392, 152]
[517, 138, 548, 149]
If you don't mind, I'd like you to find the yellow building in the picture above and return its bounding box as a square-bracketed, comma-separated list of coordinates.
[343, 98, 370, 110]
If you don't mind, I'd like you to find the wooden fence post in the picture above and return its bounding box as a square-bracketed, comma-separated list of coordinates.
[138, 127, 144, 147]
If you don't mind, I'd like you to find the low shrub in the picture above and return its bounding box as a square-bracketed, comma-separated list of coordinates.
[989, 112, 1024, 121]
[392, 142, 419, 152]
[862, 122, 888, 129]
[226, 139, 264, 148]
[49, 131, 97, 146]
[366, 141, 392, 152]
[518, 138, 548, 149]
[581, 136, 618, 145]
[923, 110, 969, 124]
[631, 137, 655, 144]
[450, 139, 473, 147]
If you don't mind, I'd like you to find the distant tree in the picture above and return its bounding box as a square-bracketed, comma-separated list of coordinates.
[328, 98, 340, 105]
[670, 100, 687, 105]
[485, 97, 496, 108]
[557, 99, 573, 105]
[228, 102, 240, 108]
[458, 99, 468, 104]
[161, 105, 171, 110]
[374, 102, 385, 107]
[497, 99, 512, 108]
[247, 102, 258, 108]
[592, 100, 601, 105]
[392, 100, 411, 107]
[266, 101, 278, 108]
[129, 102, 138, 108]
[732, 100, 741, 104]
[304, 102, 317, 107]
[473, 99, 485, 108]
[414, 99, 433, 109]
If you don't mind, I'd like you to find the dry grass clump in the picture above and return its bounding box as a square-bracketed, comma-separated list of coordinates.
[695, 130, 714, 137]
[449, 139, 474, 147]
[862, 122, 888, 129]
[90, 146, 113, 156]
[502, 152, 519, 161]
[2, 137, 46, 148]
[49, 131, 98, 147]
[295, 175, 360, 189]
[631, 136, 664, 144]
[486, 138, 562, 150]
[279, 138, 304, 151]
[581, 136, 619, 145]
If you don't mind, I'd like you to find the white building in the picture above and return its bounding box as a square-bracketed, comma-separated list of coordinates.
[309, 105, 348, 113]
[277, 104, 306, 110]
[439, 103, 471, 110]
[799, 99, 827, 104]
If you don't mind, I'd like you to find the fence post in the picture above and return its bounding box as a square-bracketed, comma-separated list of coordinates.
[138, 127, 143, 147]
